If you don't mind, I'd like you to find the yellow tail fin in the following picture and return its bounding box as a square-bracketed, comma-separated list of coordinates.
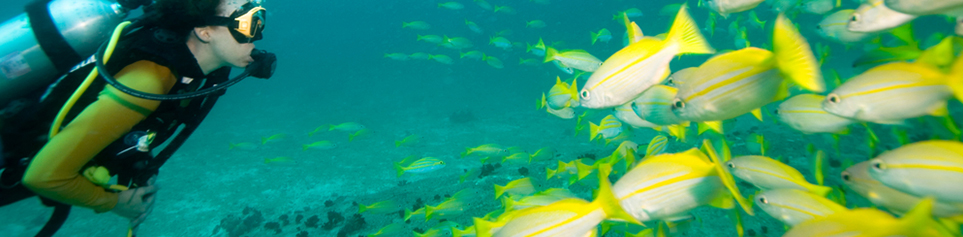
[493, 184, 507, 200]
[544, 47, 559, 63]
[594, 171, 643, 225]
[589, 121, 601, 141]
[665, 4, 714, 55]
[773, 14, 824, 93]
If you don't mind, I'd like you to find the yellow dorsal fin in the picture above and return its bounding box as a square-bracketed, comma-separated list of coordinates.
[773, 13, 824, 93]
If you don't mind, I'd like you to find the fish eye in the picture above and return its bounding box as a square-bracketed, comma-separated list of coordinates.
[827, 94, 840, 104]
[758, 197, 768, 204]
[726, 162, 735, 168]
[815, 25, 822, 30]
[841, 172, 850, 181]
[672, 99, 685, 109]
[850, 14, 859, 22]
[772, 109, 779, 115]
[440, 161, 446, 164]
[580, 90, 590, 99]
[870, 160, 885, 171]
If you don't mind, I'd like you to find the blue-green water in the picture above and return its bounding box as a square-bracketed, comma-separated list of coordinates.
[1, 0, 962, 236]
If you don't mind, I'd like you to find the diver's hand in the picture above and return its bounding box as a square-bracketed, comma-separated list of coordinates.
[111, 177, 158, 229]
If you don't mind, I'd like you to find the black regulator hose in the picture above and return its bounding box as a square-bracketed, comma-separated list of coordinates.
[93, 40, 276, 101]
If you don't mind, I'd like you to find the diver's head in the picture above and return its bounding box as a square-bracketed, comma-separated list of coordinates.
[148, 0, 267, 71]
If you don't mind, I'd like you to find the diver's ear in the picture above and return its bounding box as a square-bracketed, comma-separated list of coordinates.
[193, 27, 213, 43]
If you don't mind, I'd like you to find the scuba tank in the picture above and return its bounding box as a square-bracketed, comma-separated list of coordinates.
[0, 0, 148, 107]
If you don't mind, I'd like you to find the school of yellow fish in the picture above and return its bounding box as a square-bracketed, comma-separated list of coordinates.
[368, 0, 963, 236]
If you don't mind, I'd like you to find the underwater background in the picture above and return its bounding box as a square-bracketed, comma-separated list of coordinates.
[1, 0, 962, 236]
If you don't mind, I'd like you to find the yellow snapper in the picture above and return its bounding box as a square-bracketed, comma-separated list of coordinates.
[474, 0, 493, 10]
[462, 144, 509, 158]
[843, 161, 963, 220]
[612, 140, 753, 222]
[426, 190, 474, 221]
[543, 47, 602, 72]
[483, 55, 504, 69]
[591, 28, 612, 45]
[848, 0, 917, 33]
[551, 60, 575, 74]
[672, 14, 823, 124]
[526, 38, 547, 57]
[539, 78, 575, 105]
[359, 200, 399, 214]
[783, 198, 951, 237]
[404, 206, 426, 221]
[394, 157, 446, 177]
[546, 105, 575, 119]
[883, 0, 963, 15]
[822, 60, 960, 124]
[466, 20, 484, 34]
[531, 147, 557, 161]
[460, 50, 485, 60]
[631, 84, 685, 126]
[802, 0, 835, 14]
[328, 122, 365, 132]
[580, 4, 714, 109]
[776, 94, 855, 134]
[707, 0, 765, 16]
[263, 156, 293, 164]
[395, 134, 421, 147]
[489, 36, 513, 50]
[438, 2, 464, 10]
[816, 10, 875, 44]
[589, 114, 623, 141]
[644, 135, 668, 158]
[442, 36, 474, 49]
[868, 140, 963, 203]
[525, 20, 546, 28]
[303, 141, 337, 151]
[493, 5, 516, 14]
[260, 133, 286, 144]
[429, 54, 454, 64]
[754, 189, 848, 226]
[348, 128, 372, 141]
[402, 21, 431, 30]
[518, 58, 539, 66]
[726, 155, 832, 196]
[501, 152, 532, 165]
[410, 52, 431, 60]
[494, 177, 536, 199]
[369, 223, 404, 237]
[486, 174, 639, 237]
[417, 34, 444, 44]
[615, 99, 659, 129]
[383, 53, 409, 61]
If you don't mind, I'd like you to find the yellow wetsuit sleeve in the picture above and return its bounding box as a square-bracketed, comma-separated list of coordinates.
[22, 60, 176, 213]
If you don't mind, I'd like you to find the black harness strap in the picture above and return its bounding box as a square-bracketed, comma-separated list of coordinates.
[25, 0, 82, 73]
[36, 204, 70, 237]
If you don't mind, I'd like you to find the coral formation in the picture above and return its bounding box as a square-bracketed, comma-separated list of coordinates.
[336, 214, 366, 237]
[321, 211, 345, 230]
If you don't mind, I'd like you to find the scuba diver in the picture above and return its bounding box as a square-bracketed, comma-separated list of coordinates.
[0, 0, 275, 236]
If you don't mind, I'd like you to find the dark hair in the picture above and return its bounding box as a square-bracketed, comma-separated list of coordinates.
[143, 0, 224, 36]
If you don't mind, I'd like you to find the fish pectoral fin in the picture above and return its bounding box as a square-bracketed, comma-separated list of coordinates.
[928, 102, 950, 117]
[707, 190, 735, 209]
[751, 108, 763, 122]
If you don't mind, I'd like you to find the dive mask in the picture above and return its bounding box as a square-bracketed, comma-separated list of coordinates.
[205, 2, 266, 43]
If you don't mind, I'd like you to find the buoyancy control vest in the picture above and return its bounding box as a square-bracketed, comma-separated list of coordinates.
[0, 25, 229, 236]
